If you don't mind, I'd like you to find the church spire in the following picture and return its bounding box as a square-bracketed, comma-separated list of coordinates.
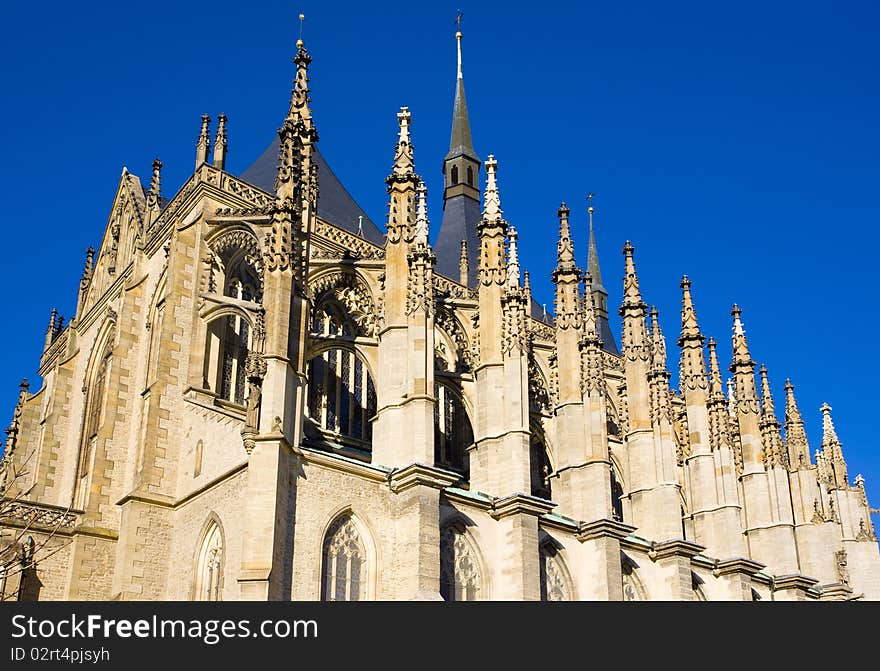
[784, 379, 810, 469]
[506, 226, 521, 288]
[448, 21, 477, 163]
[729, 305, 762, 471]
[585, 195, 618, 355]
[435, 17, 482, 288]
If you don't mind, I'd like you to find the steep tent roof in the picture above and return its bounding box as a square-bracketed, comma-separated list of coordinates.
[239, 136, 385, 247]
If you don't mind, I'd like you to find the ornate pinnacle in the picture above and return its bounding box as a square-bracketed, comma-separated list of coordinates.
[784, 379, 810, 468]
[459, 239, 469, 285]
[707, 337, 724, 398]
[820, 403, 848, 488]
[821, 402, 838, 445]
[482, 155, 502, 221]
[759, 365, 776, 417]
[554, 203, 576, 271]
[678, 275, 703, 343]
[44, 307, 57, 349]
[388, 106, 416, 183]
[581, 272, 598, 339]
[147, 158, 162, 209]
[506, 226, 521, 287]
[80, 246, 95, 288]
[730, 304, 752, 364]
[290, 24, 313, 123]
[213, 113, 228, 170]
[523, 269, 531, 296]
[620, 241, 644, 308]
[414, 180, 429, 246]
[195, 114, 211, 169]
[649, 306, 667, 370]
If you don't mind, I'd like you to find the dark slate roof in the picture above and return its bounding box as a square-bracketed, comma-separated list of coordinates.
[434, 193, 482, 288]
[239, 136, 385, 246]
[597, 314, 620, 356]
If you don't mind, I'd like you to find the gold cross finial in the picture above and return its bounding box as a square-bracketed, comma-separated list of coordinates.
[456, 10, 463, 31]
[297, 13, 305, 48]
[587, 192, 595, 220]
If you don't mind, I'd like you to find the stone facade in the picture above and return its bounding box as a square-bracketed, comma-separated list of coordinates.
[1, 30, 878, 602]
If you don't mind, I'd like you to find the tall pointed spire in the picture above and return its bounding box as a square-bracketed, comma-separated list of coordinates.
[435, 16, 482, 288]
[784, 379, 810, 469]
[476, 155, 507, 285]
[483, 155, 502, 220]
[619, 242, 649, 360]
[584, 194, 618, 354]
[729, 305, 762, 471]
[447, 21, 477, 163]
[147, 158, 162, 209]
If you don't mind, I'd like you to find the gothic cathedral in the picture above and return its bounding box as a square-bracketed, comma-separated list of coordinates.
[1, 28, 878, 602]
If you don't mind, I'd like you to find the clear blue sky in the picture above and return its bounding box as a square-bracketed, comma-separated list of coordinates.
[1, 1, 877, 520]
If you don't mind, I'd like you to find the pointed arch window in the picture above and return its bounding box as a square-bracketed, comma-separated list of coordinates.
[450, 165, 459, 185]
[321, 515, 366, 601]
[610, 469, 625, 522]
[466, 165, 474, 186]
[306, 349, 375, 449]
[440, 524, 482, 601]
[434, 381, 473, 476]
[540, 542, 572, 601]
[530, 432, 552, 500]
[76, 343, 112, 508]
[622, 557, 646, 601]
[194, 521, 224, 601]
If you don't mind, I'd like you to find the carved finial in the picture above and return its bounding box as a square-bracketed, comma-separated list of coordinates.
[459, 239, 469, 285]
[455, 10, 464, 78]
[506, 226, 520, 287]
[679, 275, 702, 340]
[195, 114, 211, 169]
[649, 306, 667, 369]
[554, 202, 576, 271]
[414, 180, 429, 246]
[820, 402, 848, 488]
[213, 113, 228, 171]
[523, 269, 531, 296]
[730, 303, 752, 364]
[81, 246, 95, 287]
[297, 13, 305, 49]
[389, 106, 415, 180]
[784, 378, 810, 468]
[482, 155, 502, 220]
[621, 241, 643, 306]
[759, 365, 776, 417]
[148, 158, 162, 208]
[44, 307, 58, 349]
[707, 337, 724, 397]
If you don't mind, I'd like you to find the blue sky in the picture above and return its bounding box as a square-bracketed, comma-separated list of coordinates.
[1, 1, 877, 520]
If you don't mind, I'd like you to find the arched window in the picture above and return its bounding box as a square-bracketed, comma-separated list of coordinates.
[76, 341, 112, 508]
[530, 432, 552, 500]
[622, 556, 646, 601]
[451, 165, 459, 185]
[203, 313, 251, 405]
[466, 165, 474, 186]
[434, 381, 473, 475]
[440, 524, 482, 601]
[194, 521, 224, 601]
[540, 542, 571, 601]
[692, 573, 707, 601]
[321, 515, 366, 601]
[610, 469, 624, 522]
[307, 349, 376, 449]
[145, 286, 165, 387]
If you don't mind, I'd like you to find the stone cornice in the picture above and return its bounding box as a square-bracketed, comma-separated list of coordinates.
[489, 494, 556, 520]
[300, 447, 389, 483]
[713, 557, 766, 577]
[442, 487, 494, 511]
[386, 463, 460, 494]
[577, 518, 637, 542]
[772, 573, 821, 597]
[649, 539, 706, 562]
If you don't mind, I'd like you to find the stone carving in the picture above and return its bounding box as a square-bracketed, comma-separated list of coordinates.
[240, 352, 267, 455]
[440, 525, 481, 602]
[834, 549, 850, 585]
[310, 271, 377, 338]
[539, 545, 570, 601]
[435, 306, 472, 373]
